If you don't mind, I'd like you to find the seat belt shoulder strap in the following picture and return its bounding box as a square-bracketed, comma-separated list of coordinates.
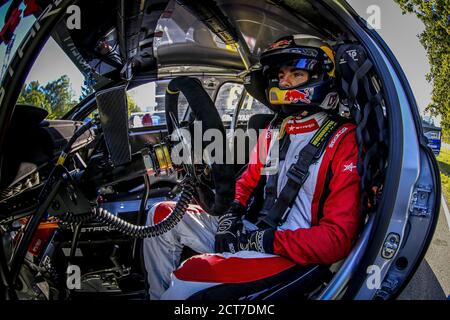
[258, 117, 342, 228]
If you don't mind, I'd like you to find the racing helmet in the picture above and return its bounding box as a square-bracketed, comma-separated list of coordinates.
[260, 34, 339, 111]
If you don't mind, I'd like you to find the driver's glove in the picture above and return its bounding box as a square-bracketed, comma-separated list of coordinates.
[237, 229, 275, 254]
[214, 201, 246, 254]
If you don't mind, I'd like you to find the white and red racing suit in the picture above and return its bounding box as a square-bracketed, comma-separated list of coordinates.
[143, 111, 361, 299]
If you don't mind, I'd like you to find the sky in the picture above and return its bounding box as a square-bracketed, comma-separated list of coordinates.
[26, 37, 85, 98]
[1, 0, 433, 117]
[0, 1, 84, 97]
[0, 1, 84, 98]
[346, 0, 433, 118]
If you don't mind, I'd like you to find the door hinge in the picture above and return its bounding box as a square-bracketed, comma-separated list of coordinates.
[409, 184, 432, 218]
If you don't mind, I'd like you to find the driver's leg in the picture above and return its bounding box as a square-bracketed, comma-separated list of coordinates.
[143, 201, 218, 299]
[160, 251, 298, 300]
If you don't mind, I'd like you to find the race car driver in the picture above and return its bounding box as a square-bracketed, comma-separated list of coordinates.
[143, 34, 361, 300]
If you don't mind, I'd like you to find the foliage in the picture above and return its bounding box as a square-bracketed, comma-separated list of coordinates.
[42, 75, 77, 119]
[394, 0, 450, 130]
[19, 75, 141, 119]
[79, 77, 95, 101]
[127, 94, 140, 116]
[18, 75, 77, 119]
[442, 130, 450, 144]
[17, 81, 50, 111]
[437, 146, 450, 200]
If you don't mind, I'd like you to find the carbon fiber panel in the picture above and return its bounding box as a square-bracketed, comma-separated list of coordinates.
[96, 85, 131, 166]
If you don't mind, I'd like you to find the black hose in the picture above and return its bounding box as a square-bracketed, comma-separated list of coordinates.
[63, 212, 95, 224]
[84, 183, 195, 238]
[56, 117, 196, 238]
[137, 174, 151, 227]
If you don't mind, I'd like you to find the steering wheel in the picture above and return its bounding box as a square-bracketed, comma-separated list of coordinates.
[166, 110, 199, 182]
[165, 76, 235, 216]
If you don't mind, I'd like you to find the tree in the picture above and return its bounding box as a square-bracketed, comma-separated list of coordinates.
[17, 81, 50, 112]
[127, 94, 140, 116]
[79, 76, 95, 101]
[394, 0, 450, 130]
[42, 75, 77, 119]
[18, 75, 77, 119]
[19, 75, 140, 120]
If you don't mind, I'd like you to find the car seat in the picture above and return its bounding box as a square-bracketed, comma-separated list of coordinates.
[186, 264, 332, 300]
[233, 113, 274, 179]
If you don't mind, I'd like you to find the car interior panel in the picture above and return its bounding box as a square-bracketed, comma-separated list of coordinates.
[0, 0, 441, 301]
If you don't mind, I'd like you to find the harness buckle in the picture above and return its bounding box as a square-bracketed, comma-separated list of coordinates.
[287, 163, 309, 185]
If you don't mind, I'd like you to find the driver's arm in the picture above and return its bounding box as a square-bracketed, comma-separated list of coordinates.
[235, 127, 272, 206]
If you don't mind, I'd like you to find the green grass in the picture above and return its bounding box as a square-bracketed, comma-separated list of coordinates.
[436, 147, 450, 200]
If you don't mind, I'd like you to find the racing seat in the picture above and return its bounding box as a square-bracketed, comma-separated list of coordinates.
[186, 264, 332, 300]
[246, 113, 274, 155]
[231, 113, 274, 222]
[233, 113, 274, 178]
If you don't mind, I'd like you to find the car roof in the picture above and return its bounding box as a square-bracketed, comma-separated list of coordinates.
[50, 0, 357, 87]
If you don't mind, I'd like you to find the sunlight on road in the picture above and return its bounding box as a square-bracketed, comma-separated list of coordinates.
[441, 195, 450, 231]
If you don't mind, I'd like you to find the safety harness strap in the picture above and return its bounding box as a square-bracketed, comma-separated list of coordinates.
[334, 42, 388, 214]
[257, 117, 341, 228]
[261, 132, 290, 214]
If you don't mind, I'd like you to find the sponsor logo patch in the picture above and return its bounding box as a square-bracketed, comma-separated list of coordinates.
[328, 127, 349, 149]
[285, 118, 319, 135]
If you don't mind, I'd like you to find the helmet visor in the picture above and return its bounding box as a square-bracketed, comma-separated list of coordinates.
[282, 58, 319, 71]
[263, 58, 320, 84]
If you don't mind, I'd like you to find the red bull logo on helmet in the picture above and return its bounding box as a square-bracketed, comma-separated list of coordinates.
[284, 89, 312, 104]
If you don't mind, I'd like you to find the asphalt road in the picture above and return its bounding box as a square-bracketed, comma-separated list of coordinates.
[398, 202, 450, 300]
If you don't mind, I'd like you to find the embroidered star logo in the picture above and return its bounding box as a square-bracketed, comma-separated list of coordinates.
[343, 162, 357, 172]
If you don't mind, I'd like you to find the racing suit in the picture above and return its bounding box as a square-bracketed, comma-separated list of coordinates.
[143, 111, 361, 299]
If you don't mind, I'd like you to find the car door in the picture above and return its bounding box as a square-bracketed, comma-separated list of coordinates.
[316, 0, 441, 300]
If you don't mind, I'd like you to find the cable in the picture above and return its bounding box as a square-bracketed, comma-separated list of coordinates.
[55, 120, 95, 167]
[132, 174, 151, 261]
[69, 223, 82, 264]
